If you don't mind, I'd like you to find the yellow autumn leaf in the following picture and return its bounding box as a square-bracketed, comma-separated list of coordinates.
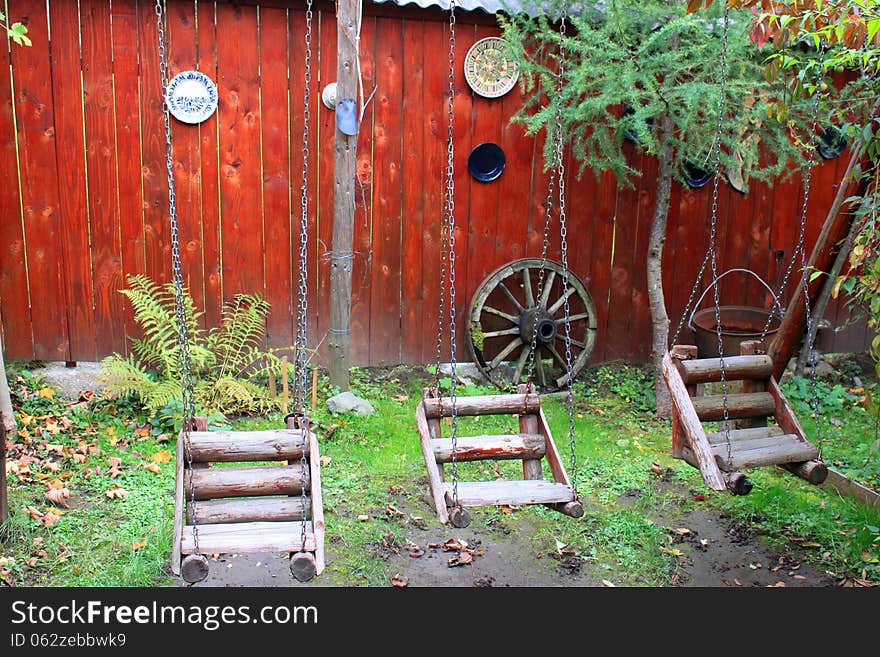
[143, 462, 161, 474]
[151, 450, 172, 464]
[38, 387, 55, 399]
[132, 539, 147, 551]
[660, 546, 684, 557]
[105, 487, 129, 500]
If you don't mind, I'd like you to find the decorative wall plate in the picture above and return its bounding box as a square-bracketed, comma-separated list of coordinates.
[464, 37, 519, 99]
[165, 70, 218, 124]
[817, 126, 847, 159]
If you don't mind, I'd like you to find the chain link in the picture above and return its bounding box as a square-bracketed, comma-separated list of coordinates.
[293, 0, 315, 552]
[155, 0, 199, 556]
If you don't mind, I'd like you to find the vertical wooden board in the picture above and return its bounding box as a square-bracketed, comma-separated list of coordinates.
[139, 0, 169, 285]
[81, 0, 125, 356]
[216, 3, 263, 300]
[463, 25, 503, 351]
[419, 18, 446, 365]
[50, 0, 95, 361]
[259, 6, 293, 349]
[768, 173, 802, 299]
[713, 178, 741, 307]
[399, 19, 425, 365]
[112, 0, 146, 346]
[588, 169, 617, 362]
[11, 0, 68, 360]
[288, 7, 320, 355]
[197, 0, 222, 330]
[0, 6, 32, 358]
[661, 177, 682, 333]
[603, 147, 641, 361]
[668, 182, 710, 348]
[743, 179, 774, 310]
[450, 22, 476, 362]
[349, 15, 376, 365]
[628, 154, 657, 361]
[167, 1, 206, 321]
[314, 9, 336, 362]
[369, 17, 404, 366]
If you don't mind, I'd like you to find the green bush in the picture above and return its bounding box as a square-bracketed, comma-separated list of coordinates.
[100, 275, 289, 422]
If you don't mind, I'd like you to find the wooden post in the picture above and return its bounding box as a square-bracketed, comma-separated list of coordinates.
[0, 336, 15, 525]
[517, 384, 543, 480]
[281, 356, 289, 416]
[328, 0, 361, 391]
[768, 144, 865, 379]
[737, 341, 766, 430]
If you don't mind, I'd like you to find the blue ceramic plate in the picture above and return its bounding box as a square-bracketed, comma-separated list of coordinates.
[468, 142, 506, 182]
[165, 70, 218, 125]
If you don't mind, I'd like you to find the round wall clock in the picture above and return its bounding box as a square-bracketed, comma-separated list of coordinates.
[464, 37, 519, 99]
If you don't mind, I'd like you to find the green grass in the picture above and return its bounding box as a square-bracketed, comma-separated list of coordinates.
[1, 362, 878, 587]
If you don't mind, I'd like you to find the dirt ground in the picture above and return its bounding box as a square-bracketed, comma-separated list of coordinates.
[182, 479, 832, 588]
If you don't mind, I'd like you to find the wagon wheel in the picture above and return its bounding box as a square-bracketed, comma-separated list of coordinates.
[466, 258, 597, 391]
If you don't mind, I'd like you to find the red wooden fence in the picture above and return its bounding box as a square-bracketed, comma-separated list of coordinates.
[0, 0, 868, 366]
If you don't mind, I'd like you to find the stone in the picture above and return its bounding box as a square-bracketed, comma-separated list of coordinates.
[326, 391, 375, 416]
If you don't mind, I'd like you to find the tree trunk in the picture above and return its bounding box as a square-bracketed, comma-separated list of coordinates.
[649, 112, 676, 417]
[0, 334, 13, 524]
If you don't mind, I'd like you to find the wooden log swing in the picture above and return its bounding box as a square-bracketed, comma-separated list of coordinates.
[417, 384, 583, 526]
[664, 342, 826, 495]
[172, 416, 325, 583]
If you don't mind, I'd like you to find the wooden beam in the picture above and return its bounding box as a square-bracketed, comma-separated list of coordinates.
[328, 0, 360, 390]
[768, 141, 868, 379]
[767, 377, 809, 442]
[440, 480, 575, 506]
[691, 392, 776, 422]
[432, 433, 546, 464]
[518, 384, 544, 480]
[819, 468, 879, 509]
[308, 432, 326, 574]
[678, 354, 773, 385]
[187, 496, 312, 524]
[181, 521, 316, 554]
[171, 433, 184, 575]
[715, 439, 819, 471]
[415, 400, 449, 523]
[187, 464, 310, 500]
[187, 429, 308, 463]
[422, 393, 541, 419]
[662, 352, 726, 491]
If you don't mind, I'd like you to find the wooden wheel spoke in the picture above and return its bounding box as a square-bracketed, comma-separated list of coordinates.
[565, 312, 590, 323]
[497, 282, 524, 313]
[522, 267, 534, 308]
[556, 334, 586, 350]
[539, 270, 556, 307]
[547, 343, 567, 369]
[512, 344, 531, 383]
[547, 286, 576, 315]
[535, 351, 547, 388]
[483, 306, 518, 324]
[488, 337, 523, 369]
[483, 327, 519, 339]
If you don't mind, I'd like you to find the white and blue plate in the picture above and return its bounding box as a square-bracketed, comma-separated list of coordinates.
[165, 70, 218, 125]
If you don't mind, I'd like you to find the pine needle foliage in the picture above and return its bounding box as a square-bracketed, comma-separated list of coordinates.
[500, 0, 815, 187]
[100, 275, 289, 418]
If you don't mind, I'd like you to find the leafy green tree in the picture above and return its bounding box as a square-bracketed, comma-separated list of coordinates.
[501, 0, 814, 413]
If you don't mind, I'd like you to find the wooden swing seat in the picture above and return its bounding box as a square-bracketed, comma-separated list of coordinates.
[416, 384, 582, 523]
[663, 341, 827, 495]
[171, 419, 325, 581]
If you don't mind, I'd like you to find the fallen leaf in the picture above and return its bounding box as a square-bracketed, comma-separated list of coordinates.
[801, 542, 821, 548]
[156, 433, 170, 443]
[38, 387, 55, 399]
[44, 444, 65, 456]
[32, 537, 44, 546]
[384, 505, 404, 518]
[26, 557, 39, 568]
[105, 487, 129, 500]
[319, 455, 332, 467]
[41, 511, 61, 528]
[650, 462, 663, 474]
[660, 546, 684, 557]
[673, 527, 693, 536]
[356, 514, 370, 522]
[693, 493, 706, 502]
[143, 462, 161, 474]
[44, 487, 70, 508]
[771, 582, 786, 587]
[151, 450, 172, 464]
[601, 579, 616, 587]
[408, 547, 425, 558]
[390, 573, 409, 588]
[447, 551, 473, 567]
[391, 394, 409, 403]
[132, 539, 147, 551]
[442, 538, 466, 552]
[107, 457, 124, 479]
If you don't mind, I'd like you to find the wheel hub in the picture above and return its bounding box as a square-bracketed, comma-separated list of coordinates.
[519, 308, 557, 344]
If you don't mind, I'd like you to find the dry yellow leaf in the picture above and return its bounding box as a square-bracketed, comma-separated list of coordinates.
[38, 387, 55, 399]
[44, 487, 70, 508]
[132, 539, 147, 551]
[143, 462, 162, 474]
[105, 487, 129, 500]
[660, 546, 684, 557]
[151, 450, 172, 464]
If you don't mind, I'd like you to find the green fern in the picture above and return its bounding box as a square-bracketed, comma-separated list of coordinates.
[100, 274, 289, 420]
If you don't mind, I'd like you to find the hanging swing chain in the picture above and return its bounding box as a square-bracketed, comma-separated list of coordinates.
[759, 48, 826, 341]
[551, 9, 579, 496]
[293, 0, 315, 553]
[706, 9, 733, 464]
[155, 0, 199, 555]
[443, 0, 461, 507]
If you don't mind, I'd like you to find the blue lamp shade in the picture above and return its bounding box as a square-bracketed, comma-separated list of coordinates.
[468, 142, 506, 182]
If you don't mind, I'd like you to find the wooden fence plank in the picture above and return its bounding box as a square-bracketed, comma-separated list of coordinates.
[217, 3, 263, 301]
[11, 0, 68, 360]
[260, 5, 294, 349]
[50, 0, 95, 361]
[82, 0, 125, 356]
[370, 16, 404, 365]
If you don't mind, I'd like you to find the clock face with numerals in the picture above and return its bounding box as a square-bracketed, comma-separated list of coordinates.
[464, 37, 519, 99]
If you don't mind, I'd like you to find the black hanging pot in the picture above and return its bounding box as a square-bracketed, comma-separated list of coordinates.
[683, 160, 713, 189]
[468, 142, 506, 182]
[621, 105, 653, 143]
[817, 125, 847, 160]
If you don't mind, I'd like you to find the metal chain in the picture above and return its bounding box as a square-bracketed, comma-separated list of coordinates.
[155, 0, 199, 555]
[707, 9, 733, 467]
[443, 0, 461, 506]
[759, 49, 825, 340]
[552, 11, 578, 496]
[295, 0, 315, 553]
